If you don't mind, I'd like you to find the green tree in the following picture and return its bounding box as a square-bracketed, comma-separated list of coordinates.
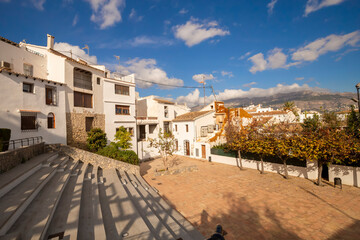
[149, 128, 176, 168]
[346, 105, 360, 138]
[113, 126, 132, 150]
[301, 114, 321, 133]
[87, 128, 107, 152]
[322, 111, 341, 130]
[283, 101, 299, 117]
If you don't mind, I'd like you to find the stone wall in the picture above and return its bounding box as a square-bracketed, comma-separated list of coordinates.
[66, 112, 105, 149]
[49, 144, 139, 174]
[0, 142, 45, 173]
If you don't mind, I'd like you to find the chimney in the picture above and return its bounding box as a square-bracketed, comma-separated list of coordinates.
[47, 34, 54, 49]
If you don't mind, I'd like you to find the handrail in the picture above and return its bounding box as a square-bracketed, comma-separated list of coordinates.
[0, 136, 43, 151]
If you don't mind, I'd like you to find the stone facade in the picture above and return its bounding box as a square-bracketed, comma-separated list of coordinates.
[0, 143, 45, 173]
[66, 112, 105, 149]
[48, 144, 139, 174]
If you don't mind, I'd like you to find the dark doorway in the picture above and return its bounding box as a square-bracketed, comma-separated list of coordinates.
[201, 145, 206, 159]
[322, 164, 329, 181]
[184, 141, 190, 156]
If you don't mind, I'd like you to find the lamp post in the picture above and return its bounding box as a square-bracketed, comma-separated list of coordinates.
[356, 83, 360, 114]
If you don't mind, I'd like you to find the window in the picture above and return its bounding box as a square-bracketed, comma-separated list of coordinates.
[47, 113, 55, 129]
[164, 122, 170, 133]
[115, 105, 130, 115]
[74, 91, 92, 108]
[201, 126, 208, 137]
[186, 124, 189, 132]
[21, 113, 37, 130]
[115, 84, 129, 95]
[149, 124, 156, 134]
[207, 125, 214, 133]
[175, 124, 177, 132]
[23, 82, 34, 93]
[45, 86, 57, 105]
[196, 148, 199, 157]
[164, 106, 168, 118]
[175, 139, 178, 151]
[116, 127, 134, 136]
[23, 64, 33, 76]
[74, 68, 92, 90]
[85, 117, 94, 132]
[97, 77, 101, 85]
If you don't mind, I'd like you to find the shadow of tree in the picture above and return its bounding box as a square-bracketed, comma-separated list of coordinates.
[194, 192, 301, 240]
[327, 220, 360, 240]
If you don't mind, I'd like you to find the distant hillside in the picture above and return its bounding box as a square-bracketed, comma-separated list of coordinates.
[191, 91, 358, 112]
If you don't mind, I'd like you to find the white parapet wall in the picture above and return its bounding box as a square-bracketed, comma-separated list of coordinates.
[209, 154, 318, 180]
[329, 164, 360, 187]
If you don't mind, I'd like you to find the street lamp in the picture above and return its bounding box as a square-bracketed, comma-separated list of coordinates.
[356, 83, 360, 114]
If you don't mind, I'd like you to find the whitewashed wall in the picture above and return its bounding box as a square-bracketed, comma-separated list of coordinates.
[329, 164, 360, 187]
[209, 154, 318, 180]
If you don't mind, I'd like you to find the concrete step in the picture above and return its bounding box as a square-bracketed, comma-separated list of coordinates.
[0, 156, 64, 236]
[62, 162, 88, 239]
[135, 174, 204, 240]
[102, 169, 154, 239]
[127, 173, 193, 240]
[93, 168, 106, 239]
[77, 164, 95, 240]
[5, 159, 77, 239]
[118, 170, 174, 240]
[44, 161, 83, 238]
[0, 152, 59, 199]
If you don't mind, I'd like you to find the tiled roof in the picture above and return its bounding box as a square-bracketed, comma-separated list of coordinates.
[0, 67, 66, 85]
[48, 49, 105, 73]
[154, 98, 175, 105]
[0, 36, 19, 47]
[172, 110, 213, 122]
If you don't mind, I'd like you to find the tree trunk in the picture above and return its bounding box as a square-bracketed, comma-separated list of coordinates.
[283, 159, 288, 179]
[237, 150, 243, 170]
[317, 161, 323, 186]
[260, 156, 264, 174]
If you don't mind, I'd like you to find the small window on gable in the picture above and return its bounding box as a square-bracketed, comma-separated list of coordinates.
[47, 112, 55, 129]
[23, 64, 33, 76]
[23, 82, 34, 93]
[97, 77, 101, 85]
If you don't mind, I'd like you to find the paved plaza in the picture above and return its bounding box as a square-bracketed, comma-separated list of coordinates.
[141, 156, 360, 240]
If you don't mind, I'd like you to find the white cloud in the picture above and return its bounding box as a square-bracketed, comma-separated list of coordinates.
[239, 51, 251, 60]
[243, 82, 257, 88]
[248, 30, 360, 73]
[129, 8, 143, 22]
[179, 8, 188, 14]
[31, 0, 46, 10]
[192, 73, 214, 83]
[295, 77, 305, 81]
[304, 0, 346, 16]
[116, 58, 183, 89]
[267, 0, 278, 15]
[173, 18, 230, 47]
[221, 71, 234, 78]
[72, 14, 78, 26]
[292, 30, 360, 62]
[176, 83, 327, 107]
[98, 36, 174, 48]
[54, 42, 98, 64]
[86, 0, 125, 29]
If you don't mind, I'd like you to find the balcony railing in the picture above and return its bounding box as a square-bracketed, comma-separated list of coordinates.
[136, 116, 158, 120]
[0, 136, 43, 151]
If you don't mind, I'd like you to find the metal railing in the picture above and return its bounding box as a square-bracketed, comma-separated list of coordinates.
[0, 136, 43, 151]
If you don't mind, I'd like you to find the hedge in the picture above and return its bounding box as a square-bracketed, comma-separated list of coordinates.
[97, 145, 139, 165]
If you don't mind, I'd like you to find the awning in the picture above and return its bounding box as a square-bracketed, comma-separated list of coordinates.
[19, 109, 41, 113]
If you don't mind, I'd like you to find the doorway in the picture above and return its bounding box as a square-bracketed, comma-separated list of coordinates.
[201, 145, 206, 159]
[184, 141, 190, 156]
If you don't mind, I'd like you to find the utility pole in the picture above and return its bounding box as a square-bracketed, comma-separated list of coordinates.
[211, 85, 217, 101]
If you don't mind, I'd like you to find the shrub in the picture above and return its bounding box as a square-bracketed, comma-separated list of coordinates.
[0, 128, 11, 152]
[114, 126, 132, 150]
[86, 128, 107, 152]
[97, 145, 139, 165]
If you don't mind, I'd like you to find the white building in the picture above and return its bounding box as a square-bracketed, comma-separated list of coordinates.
[244, 104, 274, 113]
[250, 110, 298, 124]
[0, 36, 67, 145]
[299, 111, 320, 123]
[172, 111, 215, 160]
[135, 95, 190, 160]
[103, 74, 137, 151]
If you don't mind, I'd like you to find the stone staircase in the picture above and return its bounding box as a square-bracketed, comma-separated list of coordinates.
[0, 152, 204, 240]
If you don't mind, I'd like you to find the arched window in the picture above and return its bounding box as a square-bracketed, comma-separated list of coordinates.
[47, 113, 55, 129]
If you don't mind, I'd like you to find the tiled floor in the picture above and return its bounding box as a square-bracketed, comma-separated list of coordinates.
[141, 156, 360, 240]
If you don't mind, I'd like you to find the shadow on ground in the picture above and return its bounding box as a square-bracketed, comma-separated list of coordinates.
[194, 192, 301, 240]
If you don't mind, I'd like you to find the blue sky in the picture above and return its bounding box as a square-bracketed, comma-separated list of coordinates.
[1, 0, 359, 106]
